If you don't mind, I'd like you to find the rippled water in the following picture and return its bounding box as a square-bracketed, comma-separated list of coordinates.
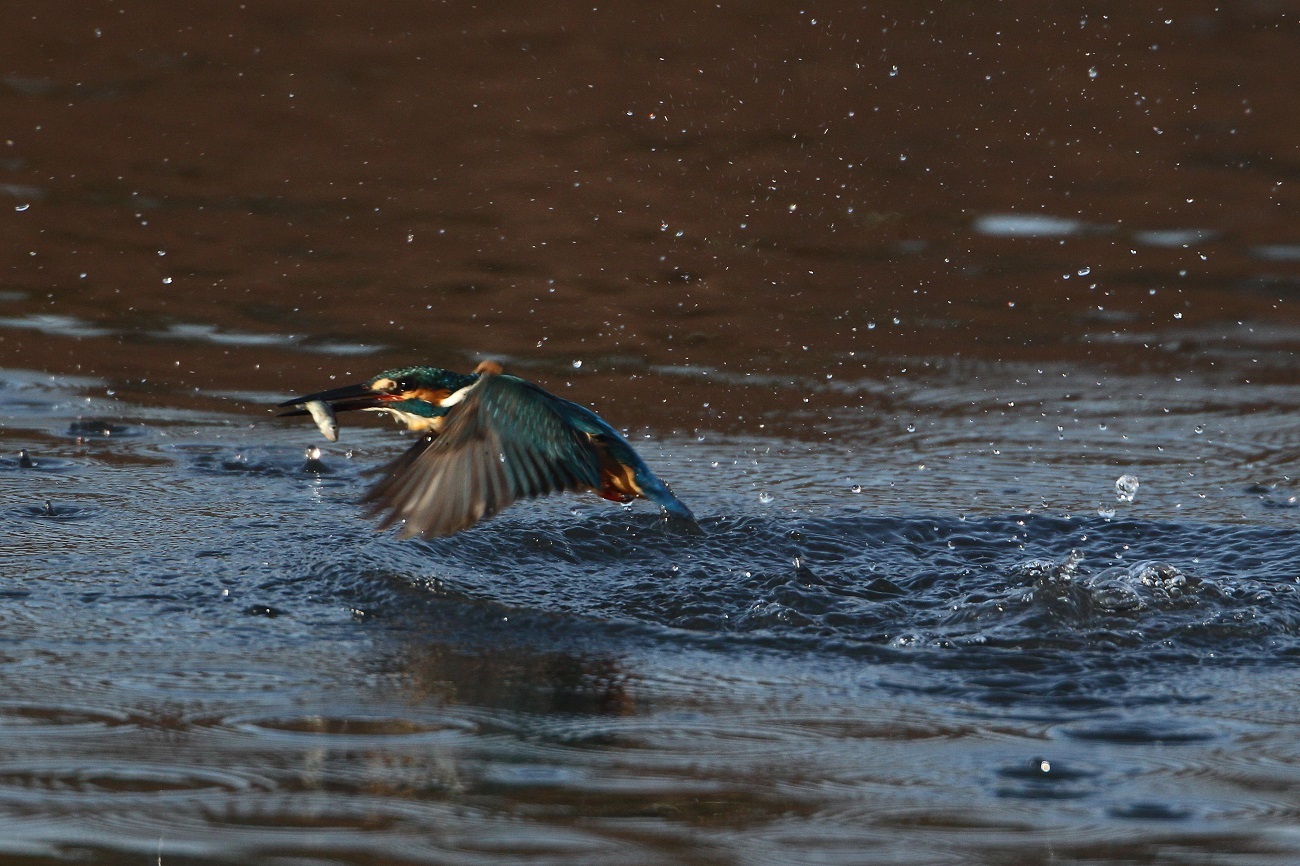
[5, 1, 1300, 863]
[4, 362, 1300, 865]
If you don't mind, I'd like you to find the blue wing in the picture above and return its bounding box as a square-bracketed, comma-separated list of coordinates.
[364, 373, 604, 538]
[363, 372, 697, 538]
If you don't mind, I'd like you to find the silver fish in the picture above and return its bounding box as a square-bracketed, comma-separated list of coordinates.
[302, 399, 339, 442]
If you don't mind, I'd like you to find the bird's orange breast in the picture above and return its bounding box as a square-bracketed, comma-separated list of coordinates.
[597, 457, 642, 503]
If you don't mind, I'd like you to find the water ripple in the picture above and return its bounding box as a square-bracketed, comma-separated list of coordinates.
[382, 513, 1300, 671]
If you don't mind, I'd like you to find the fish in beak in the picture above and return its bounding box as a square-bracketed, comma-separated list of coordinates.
[277, 382, 386, 442]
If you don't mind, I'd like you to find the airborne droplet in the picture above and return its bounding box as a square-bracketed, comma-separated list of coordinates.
[1115, 474, 1139, 503]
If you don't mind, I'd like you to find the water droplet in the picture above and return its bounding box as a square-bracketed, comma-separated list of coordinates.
[1194, 425, 1204, 434]
[1098, 506, 1116, 518]
[905, 423, 916, 433]
[1077, 266, 1091, 276]
[757, 491, 774, 504]
[1115, 474, 1139, 503]
[571, 359, 582, 368]
[1088, 66, 1098, 79]
[162, 277, 173, 284]
[15, 203, 29, 212]
[1040, 760, 1051, 773]
[850, 484, 863, 494]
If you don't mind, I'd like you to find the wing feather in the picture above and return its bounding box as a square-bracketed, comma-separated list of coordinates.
[363, 373, 601, 537]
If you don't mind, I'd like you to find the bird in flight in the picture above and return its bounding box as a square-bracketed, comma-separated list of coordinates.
[279, 360, 698, 538]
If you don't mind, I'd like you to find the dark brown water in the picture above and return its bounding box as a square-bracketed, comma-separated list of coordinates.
[4, 2, 1300, 864]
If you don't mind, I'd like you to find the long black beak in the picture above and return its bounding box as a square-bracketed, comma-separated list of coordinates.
[277, 382, 383, 416]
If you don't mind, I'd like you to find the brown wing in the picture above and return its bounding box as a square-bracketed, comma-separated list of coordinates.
[363, 373, 603, 538]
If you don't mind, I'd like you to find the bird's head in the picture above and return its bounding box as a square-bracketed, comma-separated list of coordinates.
[279, 365, 477, 432]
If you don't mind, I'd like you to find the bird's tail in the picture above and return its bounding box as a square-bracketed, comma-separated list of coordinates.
[642, 480, 702, 534]
[664, 508, 704, 535]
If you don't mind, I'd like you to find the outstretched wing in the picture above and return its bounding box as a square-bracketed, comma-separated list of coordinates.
[363, 373, 602, 538]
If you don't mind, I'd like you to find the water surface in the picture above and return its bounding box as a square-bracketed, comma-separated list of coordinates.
[3, 2, 1300, 864]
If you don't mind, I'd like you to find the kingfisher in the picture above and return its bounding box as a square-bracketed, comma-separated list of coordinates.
[278, 361, 698, 538]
